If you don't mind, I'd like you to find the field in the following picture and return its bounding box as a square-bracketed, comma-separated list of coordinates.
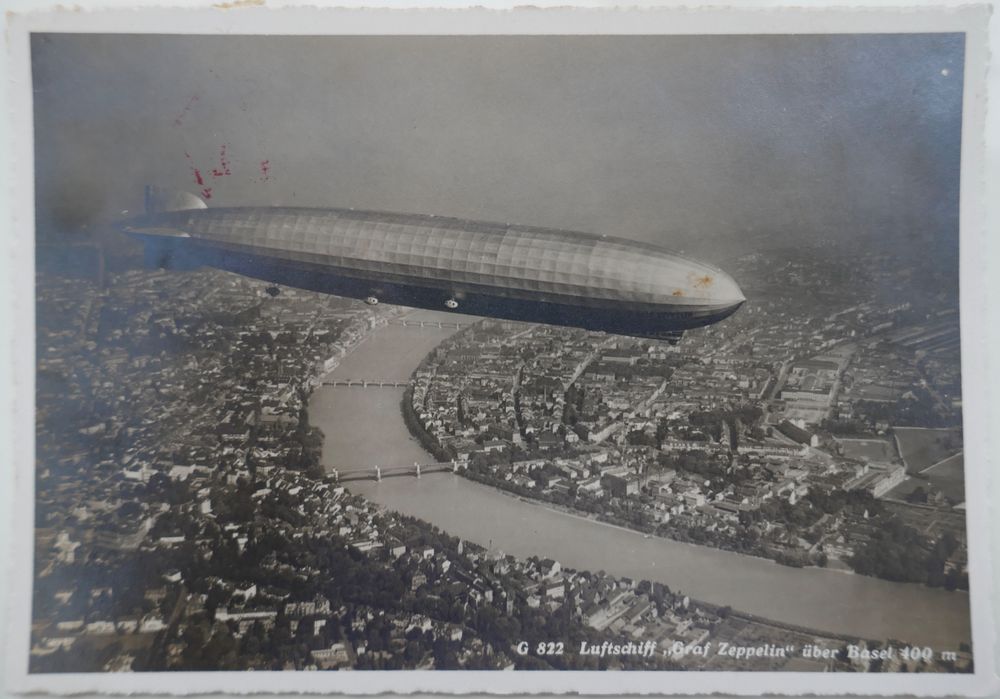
[922, 452, 966, 504]
[838, 438, 896, 463]
[884, 449, 966, 508]
[893, 427, 963, 474]
[884, 499, 968, 540]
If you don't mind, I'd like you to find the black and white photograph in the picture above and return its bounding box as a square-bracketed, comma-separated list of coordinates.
[3, 4, 997, 696]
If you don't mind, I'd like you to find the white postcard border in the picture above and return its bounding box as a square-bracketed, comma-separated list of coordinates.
[3, 4, 996, 696]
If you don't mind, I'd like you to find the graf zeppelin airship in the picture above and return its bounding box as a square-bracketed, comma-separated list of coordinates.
[122, 187, 745, 342]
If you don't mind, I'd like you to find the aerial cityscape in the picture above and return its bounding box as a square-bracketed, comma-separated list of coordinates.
[31, 226, 970, 672]
[27, 30, 971, 676]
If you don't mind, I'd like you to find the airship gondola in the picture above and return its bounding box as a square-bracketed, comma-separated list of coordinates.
[123, 187, 745, 342]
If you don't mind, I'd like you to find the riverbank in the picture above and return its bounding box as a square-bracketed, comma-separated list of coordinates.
[309, 310, 971, 649]
[399, 361, 821, 570]
[307, 307, 407, 390]
[397, 326, 973, 589]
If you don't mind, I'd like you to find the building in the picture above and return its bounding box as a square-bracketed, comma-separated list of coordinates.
[776, 419, 819, 447]
[602, 473, 640, 498]
[311, 643, 351, 670]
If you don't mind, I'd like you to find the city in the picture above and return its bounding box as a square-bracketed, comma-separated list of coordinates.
[404, 244, 966, 587]
[31, 236, 970, 673]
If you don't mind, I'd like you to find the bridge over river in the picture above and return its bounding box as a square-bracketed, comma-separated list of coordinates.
[323, 379, 410, 388]
[328, 461, 467, 482]
[308, 309, 971, 649]
[386, 318, 468, 330]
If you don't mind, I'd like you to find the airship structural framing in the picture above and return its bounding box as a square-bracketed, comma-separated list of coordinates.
[123, 187, 745, 342]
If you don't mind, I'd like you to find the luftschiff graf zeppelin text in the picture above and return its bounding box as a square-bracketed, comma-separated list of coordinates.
[515, 640, 954, 662]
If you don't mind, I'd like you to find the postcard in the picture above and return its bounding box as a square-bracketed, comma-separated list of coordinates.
[2, 3, 996, 696]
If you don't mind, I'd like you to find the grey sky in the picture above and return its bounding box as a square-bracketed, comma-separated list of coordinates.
[32, 33, 964, 259]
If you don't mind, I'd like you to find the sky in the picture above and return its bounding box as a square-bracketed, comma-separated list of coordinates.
[31, 33, 964, 261]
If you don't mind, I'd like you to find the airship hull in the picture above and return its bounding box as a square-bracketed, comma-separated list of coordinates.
[125, 196, 745, 341]
[168, 240, 742, 339]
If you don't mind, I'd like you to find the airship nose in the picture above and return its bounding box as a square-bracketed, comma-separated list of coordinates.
[683, 267, 745, 307]
[713, 270, 746, 307]
[694, 269, 745, 325]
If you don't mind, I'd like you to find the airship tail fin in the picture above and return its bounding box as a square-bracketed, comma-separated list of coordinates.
[144, 186, 208, 215]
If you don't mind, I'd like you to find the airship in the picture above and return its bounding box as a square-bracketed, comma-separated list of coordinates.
[122, 187, 745, 342]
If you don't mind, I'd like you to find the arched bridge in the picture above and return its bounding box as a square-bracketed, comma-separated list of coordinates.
[322, 379, 410, 388]
[387, 319, 467, 329]
[327, 461, 468, 483]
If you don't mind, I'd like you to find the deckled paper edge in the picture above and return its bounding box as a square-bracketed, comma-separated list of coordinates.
[1, 3, 997, 697]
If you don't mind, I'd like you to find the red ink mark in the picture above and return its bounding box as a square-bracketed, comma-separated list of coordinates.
[184, 152, 205, 186]
[211, 144, 232, 178]
[259, 160, 270, 181]
[201, 187, 213, 199]
[173, 94, 200, 127]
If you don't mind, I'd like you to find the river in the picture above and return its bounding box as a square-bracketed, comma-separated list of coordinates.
[309, 310, 971, 650]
